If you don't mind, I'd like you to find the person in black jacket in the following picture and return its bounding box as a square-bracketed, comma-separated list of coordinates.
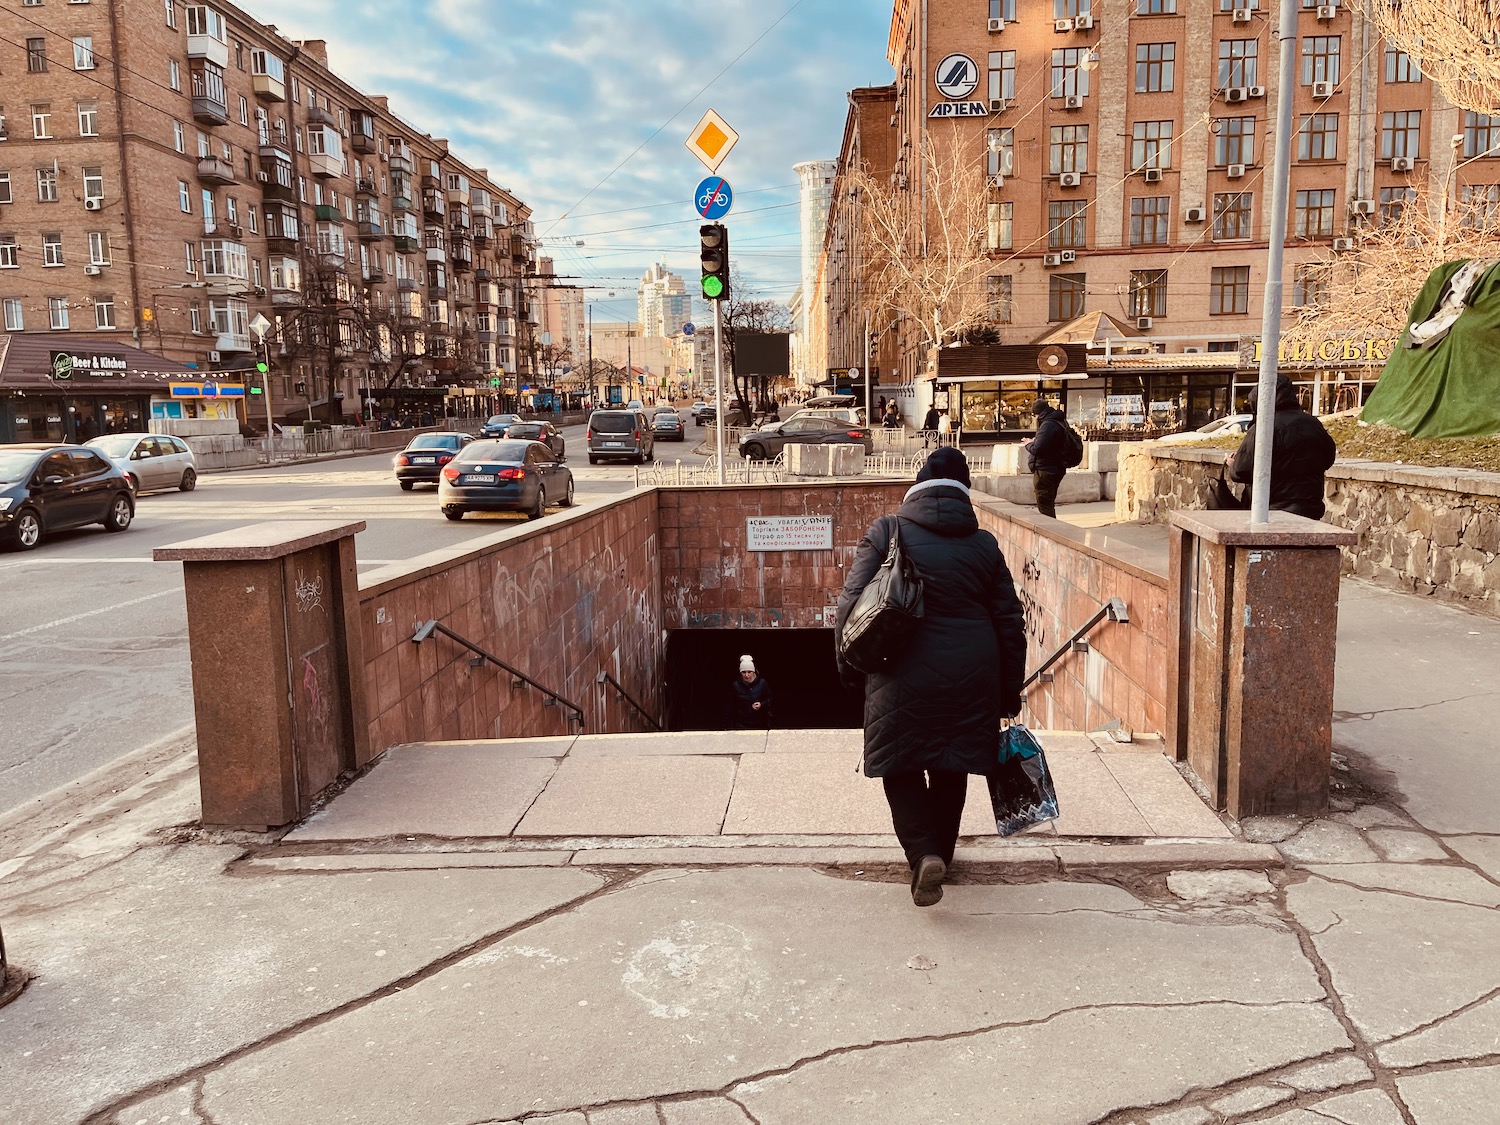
[1227, 375, 1338, 519]
[729, 655, 772, 728]
[1024, 398, 1069, 518]
[921, 405, 941, 449]
[836, 447, 1028, 907]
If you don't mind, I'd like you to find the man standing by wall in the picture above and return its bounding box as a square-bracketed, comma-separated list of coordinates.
[1024, 398, 1071, 518]
[1227, 374, 1338, 519]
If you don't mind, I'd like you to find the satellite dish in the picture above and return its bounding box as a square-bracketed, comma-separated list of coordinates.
[1036, 345, 1070, 375]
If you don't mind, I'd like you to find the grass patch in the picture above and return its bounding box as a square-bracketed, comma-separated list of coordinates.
[1171, 418, 1500, 473]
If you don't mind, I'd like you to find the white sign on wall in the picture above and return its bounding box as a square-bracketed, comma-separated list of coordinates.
[746, 516, 834, 552]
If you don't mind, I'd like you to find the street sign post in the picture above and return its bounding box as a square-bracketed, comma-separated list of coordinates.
[249, 313, 274, 456]
[686, 109, 739, 174]
[682, 323, 695, 336]
[695, 176, 733, 220]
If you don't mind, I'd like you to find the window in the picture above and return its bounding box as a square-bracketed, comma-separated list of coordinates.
[82, 167, 104, 203]
[32, 105, 52, 140]
[173, 121, 185, 152]
[1378, 186, 1415, 224]
[1210, 266, 1251, 315]
[50, 296, 70, 329]
[179, 180, 191, 212]
[1384, 46, 1421, 84]
[1220, 0, 1258, 8]
[1215, 117, 1256, 165]
[169, 59, 181, 91]
[37, 167, 59, 202]
[2, 298, 22, 331]
[42, 232, 63, 266]
[1136, 43, 1175, 93]
[238, 96, 249, 126]
[233, 40, 244, 69]
[246, 203, 258, 233]
[226, 196, 238, 224]
[1217, 39, 1258, 88]
[1295, 189, 1336, 238]
[1301, 36, 1341, 86]
[0, 174, 10, 206]
[987, 128, 1014, 176]
[191, 60, 227, 109]
[1380, 111, 1421, 161]
[1130, 196, 1171, 245]
[201, 188, 216, 232]
[1049, 125, 1088, 174]
[1131, 121, 1173, 169]
[1050, 49, 1091, 98]
[1463, 112, 1500, 159]
[1459, 184, 1500, 230]
[1292, 263, 1329, 308]
[94, 296, 115, 329]
[0, 235, 16, 268]
[987, 275, 1013, 324]
[986, 202, 1013, 250]
[1298, 113, 1339, 161]
[1130, 270, 1168, 318]
[27, 38, 47, 73]
[988, 51, 1016, 103]
[73, 37, 95, 70]
[1055, 0, 1090, 14]
[197, 131, 211, 158]
[1137, 0, 1177, 11]
[188, 301, 201, 333]
[1049, 273, 1086, 321]
[164, 0, 176, 27]
[1213, 192, 1254, 240]
[184, 240, 196, 274]
[88, 231, 110, 264]
[1047, 199, 1087, 248]
[78, 102, 99, 136]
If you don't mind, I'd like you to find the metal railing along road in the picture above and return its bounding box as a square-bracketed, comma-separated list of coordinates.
[633, 448, 991, 489]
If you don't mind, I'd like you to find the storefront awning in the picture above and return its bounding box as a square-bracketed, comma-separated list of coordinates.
[936, 373, 1088, 385]
[0, 333, 201, 393]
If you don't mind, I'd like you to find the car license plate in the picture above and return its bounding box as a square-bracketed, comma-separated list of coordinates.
[413, 456, 435, 464]
[464, 474, 496, 484]
[604, 441, 625, 448]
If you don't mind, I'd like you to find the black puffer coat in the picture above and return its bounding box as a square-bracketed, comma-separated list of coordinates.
[1228, 377, 1338, 519]
[836, 482, 1028, 778]
[1025, 404, 1071, 473]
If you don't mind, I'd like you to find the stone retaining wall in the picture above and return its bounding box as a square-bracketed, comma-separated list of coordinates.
[1116, 446, 1500, 618]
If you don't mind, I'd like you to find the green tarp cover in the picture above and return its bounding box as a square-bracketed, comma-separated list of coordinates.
[1361, 259, 1500, 438]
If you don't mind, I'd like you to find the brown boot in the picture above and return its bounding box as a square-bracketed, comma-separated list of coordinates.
[911, 854, 946, 907]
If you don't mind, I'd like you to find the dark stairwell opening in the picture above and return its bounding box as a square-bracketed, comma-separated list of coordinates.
[663, 629, 865, 731]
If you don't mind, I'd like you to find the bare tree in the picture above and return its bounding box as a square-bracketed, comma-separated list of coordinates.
[1366, 1, 1500, 114]
[272, 251, 371, 424]
[694, 268, 793, 420]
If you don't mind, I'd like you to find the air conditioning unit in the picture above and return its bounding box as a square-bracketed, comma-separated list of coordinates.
[987, 174, 1005, 189]
[1351, 199, 1376, 215]
[1332, 237, 1355, 252]
[1144, 168, 1163, 183]
[1054, 18, 1074, 32]
[1059, 249, 1077, 263]
[257, 171, 270, 182]
[1183, 346, 1205, 354]
[1312, 80, 1335, 99]
[84, 197, 102, 211]
[987, 18, 1005, 32]
[229, 224, 244, 239]
[1059, 171, 1082, 188]
[1225, 87, 1248, 104]
[896, 174, 908, 189]
[1232, 8, 1253, 23]
[989, 98, 1007, 112]
[1227, 163, 1247, 178]
[1391, 155, 1415, 172]
[1247, 85, 1266, 98]
[1184, 206, 1207, 222]
[83, 265, 102, 276]
[889, 113, 898, 127]
[1316, 3, 1338, 19]
[1136, 316, 1154, 330]
[1074, 14, 1094, 29]
[1043, 253, 1063, 267]
[208, 350, 222, 362]
[1064, 94, 1085, 110]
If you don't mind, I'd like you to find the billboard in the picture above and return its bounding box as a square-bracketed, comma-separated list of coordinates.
[735, 332, 790, 376]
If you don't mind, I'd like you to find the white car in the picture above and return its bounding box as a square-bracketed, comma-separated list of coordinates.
[85, 433, 198, 492]
[1154, 414, 1253, 445]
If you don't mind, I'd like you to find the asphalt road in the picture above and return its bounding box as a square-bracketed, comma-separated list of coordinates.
[0, 415, 708, 816]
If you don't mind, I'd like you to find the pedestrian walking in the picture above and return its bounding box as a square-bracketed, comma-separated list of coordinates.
[877, 396, 887, 419]
[836, 447, 1027, 907]
[729, 655, 773, 729]
[936, 410, 952, 447]
[883, 401, 901, 429]
[921, 405, 941, 448]
[1226, 374, 1338, 519]
[1024, 398, 1072, 518]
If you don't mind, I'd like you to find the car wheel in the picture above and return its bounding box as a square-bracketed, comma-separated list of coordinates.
[745, 443, 767, 461]
[127, 472, 141, 492]
[399, 480, 414, 491]
[561, 477, 575, 507]
[530, 485, 546, 520]
[557, 442, 566, 460]
[588, 455, 599, 465]
[646, 447, 655, 462]
[13, 508, 42, 551]
[104, 493, 134, 533]
[179, 467, 197, 492]
[442, 507, 465, 521]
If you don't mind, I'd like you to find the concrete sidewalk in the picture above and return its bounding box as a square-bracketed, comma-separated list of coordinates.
[2, 576, 1497, 1124]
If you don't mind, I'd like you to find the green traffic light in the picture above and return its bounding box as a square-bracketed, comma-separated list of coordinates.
[255, 362, 269, 373]
[702, 276, 724, 299]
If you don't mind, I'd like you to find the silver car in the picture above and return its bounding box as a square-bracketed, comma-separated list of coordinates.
[86, 433, 198, 492]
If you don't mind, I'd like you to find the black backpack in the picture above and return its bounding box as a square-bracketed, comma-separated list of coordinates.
[1059, 419, 1085, 468]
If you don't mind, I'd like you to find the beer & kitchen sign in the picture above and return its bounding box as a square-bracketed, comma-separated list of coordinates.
[50, 351, 131, 380]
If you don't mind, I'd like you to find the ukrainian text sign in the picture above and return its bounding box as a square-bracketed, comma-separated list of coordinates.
[746, 516, 834, 552]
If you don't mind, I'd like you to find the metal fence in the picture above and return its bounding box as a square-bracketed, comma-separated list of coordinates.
[632, 448, 991, 489]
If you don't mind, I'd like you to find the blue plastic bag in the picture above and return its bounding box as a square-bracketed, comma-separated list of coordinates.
[988, 724, 1061, 837]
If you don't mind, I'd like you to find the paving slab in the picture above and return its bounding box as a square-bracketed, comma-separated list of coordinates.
[1242, 816, 1305, 843]
[1098, 751, 1232, 838]
[408, 736, 577, 758]
[1280, 1054, 1373, 1092]
[1302, 863, 1500, 908]
[157, 868, 1340, 1125]
[659, 1098, 755, 1124]
[288, 746, 558, 842]
[1046, 749, 1154, 837]
[243, 851, 578, 872]
[568, 731, 767, 757]
[1365, 828, 1450, 862]
[1166, 869, 1275, 902]
[1397, 1065, 1500, 1124]
[1059, 841, 1283, 871]
[1376, 996, 1500, 1067]
[763, 728, 864, 755]
[516, 755, 736, 836]
[1259, 1089, 1405, 1125]
[722, 752, 896, 835]
[1278, 820, 1380, 864]
[1208, 1083, 1295, 1116]
[1447, 834, 1500, 880]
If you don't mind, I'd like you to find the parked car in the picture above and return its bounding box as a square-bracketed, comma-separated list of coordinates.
[0, 444, 136, 551]
[438, 439, 575, 521]
[1154, 414, 1254, 445]
[651, 409, 686, 441]
[738, 416, 874, 461]
[393, 432, 474, 489]
[479, 414, 524, 438]
[85, 433, 198, 493]
[503, 420, 566, 459]
[586, 409, 655, 464]
[626, 399, 645, 412]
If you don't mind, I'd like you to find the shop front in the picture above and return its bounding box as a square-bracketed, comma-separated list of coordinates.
[1232, 336, 1394, 415]
[932, 342, 1090, 442]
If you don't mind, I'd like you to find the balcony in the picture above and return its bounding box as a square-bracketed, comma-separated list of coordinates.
[358, 219, 387, 242]
[306, 105, 336, 128]
[187, 16, 229, 67]
[365, 264, 386, 283]
[475, 267, 493, 283]
[422, 192, 446, 221]
[397, 277, 421, 292]
[215, 331, 253, 354]
[428, 279, 448, 298]
[356, 177, 379, 197]
[252, 71, 285, 103]
[389, 154, 414, 176]
[315, 204, 343, 223]
[450, 237, 473, 272]
[510, 236, 528, 262]
[447, 182, 470, 205]
[477, 329, 496, 345]
[472, 228, 491, 248]
[196, 157, 236, 185]
[270, 288, 303, 308]
[266, 230, 298, 254]
[393, 235, 419, 253]
[309, 151, 342, 180]
[351, 130, 376, 155]
[454, 289, 474, 310]
[392, 194, 413, 213]
[449, 204, 471, 230]
[192, 95, 230, 127]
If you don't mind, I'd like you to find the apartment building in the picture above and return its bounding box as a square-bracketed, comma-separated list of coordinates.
[637, 264, 692, 340]
[824, 0, 1482, 428]
[0, 0, 534, 441]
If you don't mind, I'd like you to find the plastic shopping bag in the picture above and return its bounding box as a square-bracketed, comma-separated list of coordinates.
[987, 724, 1061, 837]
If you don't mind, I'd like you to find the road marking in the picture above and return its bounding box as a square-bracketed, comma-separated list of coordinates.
[0, 557, 158, 569]
[0, 588, 181, 643]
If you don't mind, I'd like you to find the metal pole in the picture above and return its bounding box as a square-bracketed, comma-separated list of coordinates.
[863, 309, 872, 432]
[713, 298, 726, 485]
[1250, 0, 1300, 525]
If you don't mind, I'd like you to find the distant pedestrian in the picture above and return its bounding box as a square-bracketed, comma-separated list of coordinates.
[836, 447, 1027, 908]
[729, 655, 772, 728]
[921, 405, 941, 449]
[1024, 398, 1071, 518]
[877, 396, 887, 418]
[1226, 374, 1338, 520]
[883, 401, 901, 429]
[937, 410, 952, 447]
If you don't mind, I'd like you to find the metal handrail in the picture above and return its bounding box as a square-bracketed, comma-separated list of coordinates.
[1022, 597, 1130, 690]
[596, 670, 662, 731]
[412, 620, 585, 728]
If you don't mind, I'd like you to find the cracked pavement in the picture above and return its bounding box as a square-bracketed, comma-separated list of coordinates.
[1, 580, 1497, 1124]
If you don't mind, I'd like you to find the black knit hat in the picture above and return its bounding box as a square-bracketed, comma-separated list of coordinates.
[915, 446, 971, 487]
[1029, 398, 1050, 415]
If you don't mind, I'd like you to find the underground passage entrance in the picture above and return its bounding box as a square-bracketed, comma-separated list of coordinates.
[663, 629, 864, 731]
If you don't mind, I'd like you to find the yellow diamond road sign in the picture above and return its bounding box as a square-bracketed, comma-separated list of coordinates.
[686, 109, 739, 174]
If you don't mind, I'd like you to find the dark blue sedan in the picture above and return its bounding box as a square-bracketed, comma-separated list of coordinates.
[437, 440, 575, 521]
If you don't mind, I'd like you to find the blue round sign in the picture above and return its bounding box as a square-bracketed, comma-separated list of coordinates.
[695, 177, 733, 220]
[682, 323, 696, 336]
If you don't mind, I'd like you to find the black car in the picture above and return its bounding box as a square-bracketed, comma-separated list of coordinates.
[437, 440, 575, 521]
[651, 409, 686, 441]
[0, 444, 136, 551]
[393, 432, 474, 490]
[738, 416, 874, 461]
[503, 420, 566, 459]
[479, 414, 524, 438]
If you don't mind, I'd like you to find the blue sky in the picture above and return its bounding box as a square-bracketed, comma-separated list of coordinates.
[246, 0, 895, 324]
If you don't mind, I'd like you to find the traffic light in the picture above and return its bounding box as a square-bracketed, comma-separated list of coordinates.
[699, 223, 729, 301]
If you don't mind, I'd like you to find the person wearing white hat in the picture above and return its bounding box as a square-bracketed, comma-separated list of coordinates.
[729, 654, 772, 728]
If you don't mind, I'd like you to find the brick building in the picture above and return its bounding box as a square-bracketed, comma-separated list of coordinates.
[0, 0, 535, 441]
[822, 0, 1483, 430]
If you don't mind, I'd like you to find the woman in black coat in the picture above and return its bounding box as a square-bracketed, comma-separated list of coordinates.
[836, 447, 1027, 907]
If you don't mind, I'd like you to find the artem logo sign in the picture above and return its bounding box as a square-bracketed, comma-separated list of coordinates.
[931, 53, 988, 118]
